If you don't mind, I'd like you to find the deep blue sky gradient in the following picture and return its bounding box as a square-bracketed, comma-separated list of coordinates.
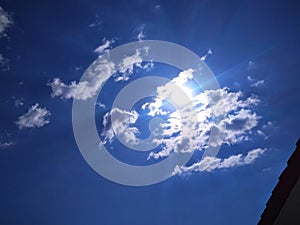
[1, 1, 300, 225]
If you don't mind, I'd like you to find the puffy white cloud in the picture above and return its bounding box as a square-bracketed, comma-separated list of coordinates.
[141, 98, 168, 117]
[16, 104, 51, 129]
[172, 148, 266, 175]
[153, 69, 194, 108]
[0, 141, 15, 149]
[0, 6, 12, 38]
[222, 109, 260, 145]
[94, 38, 114, 55]
[101, 108, 140, 144]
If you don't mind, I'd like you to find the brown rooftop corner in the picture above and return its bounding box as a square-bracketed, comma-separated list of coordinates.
[258, 138, 300, 225]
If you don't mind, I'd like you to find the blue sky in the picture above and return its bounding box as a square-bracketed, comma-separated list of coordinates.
[0, 1, 300, 225]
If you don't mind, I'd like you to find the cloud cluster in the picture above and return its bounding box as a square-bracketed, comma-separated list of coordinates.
[99, 67, 263, 171]
[172, 148, 266, 175]
[140, 69, 260, 160]
[16, 104, 51, 129]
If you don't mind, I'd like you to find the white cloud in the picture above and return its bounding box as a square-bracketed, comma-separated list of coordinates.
[154, 69, 194, 107]
[88, 17, 102, 29]
[115, 48, 153, 82]
[16, 104, 51, 129]
[222, 109, 260, 145]
[0, 141, 15, 149]
[251, 80, 264, 87]
[96, 102, 106, 109]
[247, 75, 264, 87]
[48, 58, 115, 100]
[101, 108, 140, 144]
[244, 148, 266, 164]
[172, 148, 266, 175]
[141, 98, 168, 117]
[135, 24, 146, 41]
[257, 130, 269, 140]
[50, 47, 153, 100]
[247, 75, 255, 82]
[137, 30, 145, 41]
[0, 6, 13, 38]
[200, 49, 212, 61]
[94, 38, 114, 55]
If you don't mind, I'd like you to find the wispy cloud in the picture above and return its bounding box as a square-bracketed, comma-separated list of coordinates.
[0, 53, 7, 64]
[88, 16, 102, 29]
[48, 58, 115, 100]
[14, 98, 24, 107]
[0, 6, 13, 38]
[16, 104, 51, 129]
[0, 7, 13, 71]
[96, 102, 106, 109]
[247, 61, 256, 71]
[135, 24, 146, 41]
[247, 75, 264, 87]
[247, 75, 255, 82]
[200, 49, 212, 61]
[251, 80, 264, 87]
[0, 141, 15, 149]
[0, 50, 10, 71]
[172, 148, 266, 175]
[115, 48, 153, 82]
[49, 46, 152, 100]
[94, 38, 114, 55]
[137, 30, 145, 41]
